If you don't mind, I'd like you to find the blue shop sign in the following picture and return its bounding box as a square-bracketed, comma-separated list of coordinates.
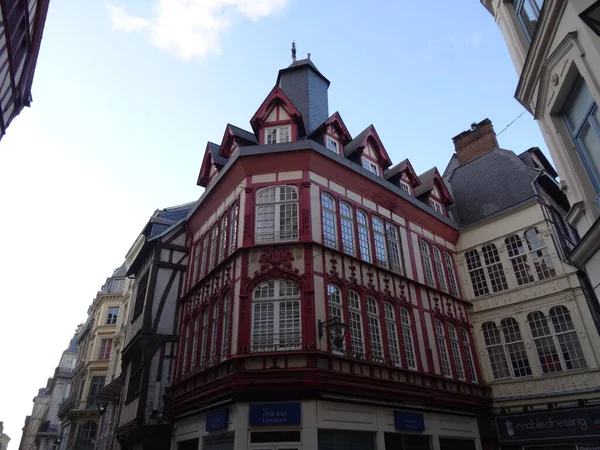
[249, 403, 301, 426]
[206, 408, 228, 432]
[394, 411, 425, 432]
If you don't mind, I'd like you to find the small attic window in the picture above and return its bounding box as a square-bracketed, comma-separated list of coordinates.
[362, 157, 379, 176]
[326, 136, 339, 153]
[399, 180, 411, 195]
[266, 126, 290, 144]
[429, 198, 443, 215]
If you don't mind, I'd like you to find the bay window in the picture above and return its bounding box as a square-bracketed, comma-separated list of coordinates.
[357, 210, 372, 263]
[266, 125, 290, 144]
[339, 201, 355, 255]
[321, 193, 337, 248]
[366, 297, 384, 362]
[220, 292, 231, 360]
[435, 320, 453, 378]
[256, 186, 299, 243]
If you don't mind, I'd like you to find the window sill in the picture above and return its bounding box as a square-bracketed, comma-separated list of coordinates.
[490, 367, 596, 385]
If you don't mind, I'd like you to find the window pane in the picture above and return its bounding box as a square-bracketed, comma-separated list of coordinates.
[482, 244, 508, 292]
[565, 81, 595, 131]
[435, 321, 452, 377]
[400, 308, 417, 369]
[579, 121, 600, 186]
[348, 291, 364, 356]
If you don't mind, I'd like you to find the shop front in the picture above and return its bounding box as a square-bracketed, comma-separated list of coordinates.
[495, 406, 600, 450]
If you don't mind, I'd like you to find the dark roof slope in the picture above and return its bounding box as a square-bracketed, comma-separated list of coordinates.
[414, 168, 436, 198]
[227, 124, 257, 145]
[208, 142, 227, 168]
[276, 58, 330, 86]
[445, 148, 540, 226]
[343, 127, 371, 157]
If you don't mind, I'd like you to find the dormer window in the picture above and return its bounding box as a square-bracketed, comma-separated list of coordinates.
[399, 180, 411, 195]
[326, 136, 339, 153]
[362, 158, 379, 176]
[429, 198, 443, 215]
[266, 126, 290, 144]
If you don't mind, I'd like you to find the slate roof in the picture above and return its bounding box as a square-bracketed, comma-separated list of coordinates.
[414, 168, 437, 198]
[384, 159, 409, 180]
[343, 127, 371, 157]
[208, 142, 227, 168]
[445, 148, 540, 227]
[518, 147, 558, 178]
[227, 124, 257, 145]
[276, 58, 331, 86]
[66, 335, 77, 353]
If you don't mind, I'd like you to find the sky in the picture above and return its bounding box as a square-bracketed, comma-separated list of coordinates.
[0, 0, 550, 446]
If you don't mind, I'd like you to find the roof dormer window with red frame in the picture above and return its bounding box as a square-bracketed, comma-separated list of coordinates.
[326, 135, 339, 153]
[266, 125, 291, 144]
[362, 156, 380, 176]
[250, 86, 304, 145]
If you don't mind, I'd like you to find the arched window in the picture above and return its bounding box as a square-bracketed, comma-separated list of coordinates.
[255, 186, 299, 243]
[327, 285, 344, 353]
[525, 228, 556, 280]
[419, 240, 435, 287]
[465, 249, 489, 297]
[400, 308, 417, 370]
[219, 215, 228, 262]
[482, 244, 508, 292]
[372, 217, 388, 268]
[190, 317, 199, 372]
[356, 211, 372, 263]
[192, 241, 201, 284]
[229, 202, 239, 254]
[460, 328, 477, 383]
[506, 234, 535, 285]
[199, 234, 209, 278]
[321, 193, 337, 248]
[385, 224, 403, 274]
[366, 297, 383, 362]
[432, 247, 448, 293]
[549, 306, 586, 370]
[181, 324, 190, 377]
[209, 302, 219, 363]
[383, 302, 401, 367]
[444, 252, 459, 297]
[209, 223, 219, 270]
[347, 290, 365, 356]
[501, 317, 532, 378]
[199, 309, 209, 369]
[528, 311, 562, 373]
[76, 421, 97, 449]
[448, 324, 465, 380]
[435, 320, 452, 377]
[251, 280, 301, 352]
[339, 201, 355, 255]
[482, 322, 510, 379]
[220, 292, 231, 360]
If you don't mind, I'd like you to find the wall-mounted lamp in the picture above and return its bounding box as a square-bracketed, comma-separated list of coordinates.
[318, 317, 349, 351]
[97, 400, 109, 417]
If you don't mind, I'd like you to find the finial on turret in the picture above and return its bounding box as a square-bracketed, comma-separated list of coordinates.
[291, 41, 296, 61]
[307, 52, 311, 60]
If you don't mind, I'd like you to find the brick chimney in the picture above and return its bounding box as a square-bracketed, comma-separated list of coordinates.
[452, 119, 499, 164]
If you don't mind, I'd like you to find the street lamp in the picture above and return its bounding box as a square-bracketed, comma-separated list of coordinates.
[580, 1, 600, 36]
[318, 317, 349, 352]
[97, 401, 109, 417]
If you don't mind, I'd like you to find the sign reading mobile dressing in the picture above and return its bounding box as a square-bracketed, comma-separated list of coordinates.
[496, 406, 600, 442]
[249, 403, 301, 426]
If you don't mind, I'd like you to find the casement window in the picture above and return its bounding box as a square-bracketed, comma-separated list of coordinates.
[106, 306, 119, 325]
[348, 290, 365, 356]
[98, 339, 112, 360]
[255, 186, 299, 243]
[525, 228, 555, 280]
[400, 308, 417, 370]
[528, 311, 562, 373]
[432, 247, 448, 293]
[265, 125, 290, 144]
[482, 244, 508, 292]
[429, 198, 443, 215]
[366, 297, 384, 362]
[209, 302, 219, 363]
[251, 280, 301, 352]
[190, 317, 199, 371]
[327, 285, 345, 354]
[126, 355, 142, 401]
[76, 421, 97, 449]
[372, 217, 388, 268]
[192, 241, 201, 284]
[465, 249, 489, 297]
[506, 234, 535, 285]
[132, 272, 149, 321]
[218, 215, 228, 262]
[87, 375, 105, 408]
[385, 223, 403, 274]
[199, 234, 209, 278]
[199, 310, 209, 369]
[482, 322, 511, 379]
[435, 320, 452, 377]
[181, 324, 190, 377]
[448, 324, 465, 381]
[220, 292, 231, 360]
[362, 157, 379, 175]
[461, 328, 477, 383]
[512, 0, 544, 42]
[208, 224, 219, 270]
[321, 193, 337, 248]
[326, 136, 339, 153]
[444, 252, 459, 297]
[549, 306, 586, 370]
[229, 203, 239, 253]
[501, 317, 532, 378]
[419, 239, 436, 287]
[357, 210, 372, 263]
[563, 78, 600, 197]
[399, 180, 411, 195]
[339, 201, 355, 255]
[383, 302, 401, 367]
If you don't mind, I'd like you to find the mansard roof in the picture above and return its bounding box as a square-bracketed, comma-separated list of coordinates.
[343, 125, 393, 168]
[384, 158, 420, 187]
[250, 86, 305, 136]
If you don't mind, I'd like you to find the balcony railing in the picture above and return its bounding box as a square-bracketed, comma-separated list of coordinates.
[57, 397, 75, 417]
[37, 422, 59, 436]
[55, 367, 75, 378]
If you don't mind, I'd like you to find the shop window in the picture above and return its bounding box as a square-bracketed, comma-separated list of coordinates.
[321, 193, 337, 249]
[439, 437, 476, 450]
[384, 433, 431, 450]
[251, 430, 301, 443]
[256, 186, 299, 243]
[177, 439, 199, 450]
[318, 429, 376, 450]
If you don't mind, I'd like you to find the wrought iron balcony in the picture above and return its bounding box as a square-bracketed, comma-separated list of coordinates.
[57, 397, 75, 417]
[37, 421, 59, 436]
[55, 367, 75, 378]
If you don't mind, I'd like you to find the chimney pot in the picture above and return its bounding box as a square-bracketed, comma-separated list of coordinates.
[452, 119, 499, 165]
[307, 53, 311, 60]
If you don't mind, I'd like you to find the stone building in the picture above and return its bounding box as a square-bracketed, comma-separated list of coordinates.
[1, 422, 10, 450]
[18, 388, 50, 450]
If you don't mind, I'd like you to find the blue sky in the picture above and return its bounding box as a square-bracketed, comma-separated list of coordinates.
[0, 0, 548, 445]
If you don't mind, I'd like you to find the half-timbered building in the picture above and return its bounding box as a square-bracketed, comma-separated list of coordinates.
[170, 52, 491, 450]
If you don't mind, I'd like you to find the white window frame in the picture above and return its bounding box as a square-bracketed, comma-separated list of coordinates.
[209, 302, 219, 363]
[357, 210, 372, 263]
[106, 306, 119, 325]
[218, 215, 228, 262]
[444, 252, 459, 297]
[465, 249, 490, 297]
[326, 136, 339, 153]
[549, 306, 587, 371]
[525, 228, 556, 280]
[327, 284, 345, 354]
[339, 201, 355, 255]
[362, 157, 379, 175]
[448, 324, 465, 381]
[482, 243, 509, 293]
[348, 290, 365, 357]
[372, 217, 388, 268]
[400, 308, 417, 370]
[429, 198, 443, 214]
[501, 317, 532, 378]
[435, 320, 453, 378]
[220, 292, 231, 360]
[265, 125, 291, 144]
[384, 302, 401, 367]
[505, 234, 535, 285]
[460, 328, 477, 383]
[321, 193, 337, 249]
[209, 223, 219, 270]
[190, 317, 199, 371]
[366, 297, 384, 363]
[199, 310, 209, 370]
[482, 321, 511, 380]
[399, 180, 411, 195]
[419, 239, 436, 287]
[385, 223, 403, 274]
[229, 202, 239, 254]
[432, 246, 448, 293]
[255, 186, 299, 243]
[199, 234, 209, 279]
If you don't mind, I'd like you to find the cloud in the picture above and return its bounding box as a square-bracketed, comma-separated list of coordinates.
[108, 0, 290, 61]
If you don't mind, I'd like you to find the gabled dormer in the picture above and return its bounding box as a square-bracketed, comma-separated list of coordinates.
[414, 167, 454, 216]
[384, 158, 421, 195]
[308, 111, 352, 156]
[344, 125, 393, 177]
[197, 142, 227, 188]
[250, 87, 305, 145]
[218, 123, 257, 159]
